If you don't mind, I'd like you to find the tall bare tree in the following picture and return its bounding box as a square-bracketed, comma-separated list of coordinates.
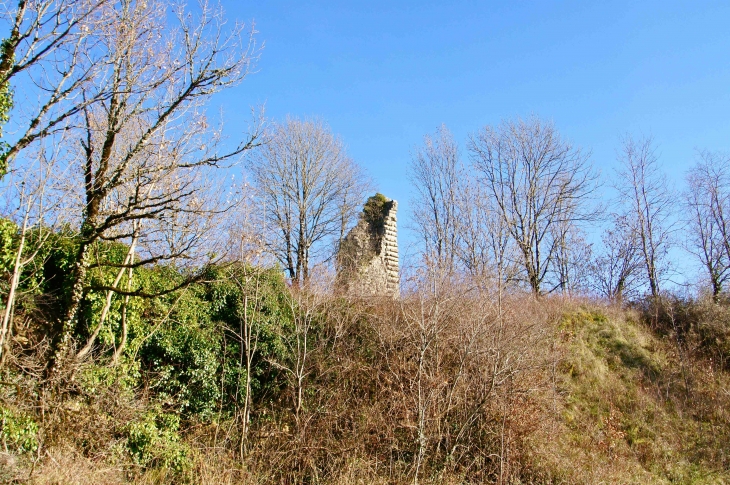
[614, 135, 674, 298]
[409, 125, 463, 272]
[589, 215, 643, 302]
[685, 151, 730, 299]
[48, 0, 262, 369]
[0, 0, 110, 175]
[249, 117, 369, 285]
[552, 222, 592, 295]
[468, 116, 597, 295]
[0, 137, 72, 364]
[455, 180, 519, 293]
[0, 0, 110, 363]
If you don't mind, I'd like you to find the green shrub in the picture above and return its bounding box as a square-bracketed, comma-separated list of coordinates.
[80, 241, 144, 349]
[0, 406, 38, 454]
[78, 361, 141, 398]
[0, 218, 16, 274]
[141, 301, 221, 418]
[125, 408, 190, 474]
[137, 264, 293, 420]
[206, 265, 292, 405]
[362, 193, 392, 233]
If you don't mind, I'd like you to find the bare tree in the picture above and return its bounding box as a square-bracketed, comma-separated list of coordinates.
[0, 0, 110, 175]
[614, 135, 674, 298]
[552, 222, 592, 295]
[456, 180, 519, 296]
[267, 286, 322, 434]
[0, 0, 111, 362]
[589, 215, 643, 302]
[225, 184, 273, 267]
[409, 125, 463, 273]
[408, 125, 522, 292]
[48, 0, 262, 369]
[250, 117, 369, 285]
[685, 151, 730, 299]
[0, 137, 71, 364]
[468, 116, 597, 295]
[454, 182, 490, 279]
[225, 264, 269, 458]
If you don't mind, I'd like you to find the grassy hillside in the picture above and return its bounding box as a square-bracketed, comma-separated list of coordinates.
[534, 304, 730, 484]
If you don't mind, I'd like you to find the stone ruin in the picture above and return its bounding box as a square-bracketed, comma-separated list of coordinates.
[336, 194, 399, 297]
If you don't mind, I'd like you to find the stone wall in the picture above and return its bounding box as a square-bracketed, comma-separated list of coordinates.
[336, 195, 399, 297]
[382, 200, 399, 294]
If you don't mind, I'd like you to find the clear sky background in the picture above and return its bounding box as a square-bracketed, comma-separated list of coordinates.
[217, 0, 730, 280]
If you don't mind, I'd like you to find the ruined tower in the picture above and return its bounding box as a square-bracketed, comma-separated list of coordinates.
[336, 194, 399, 297]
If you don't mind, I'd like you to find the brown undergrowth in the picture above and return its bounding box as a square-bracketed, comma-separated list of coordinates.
[1, 290, 729, 484]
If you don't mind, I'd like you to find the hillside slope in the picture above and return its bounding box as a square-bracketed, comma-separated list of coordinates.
[533, 306, 730, 484]
[1, 294, 729, 484]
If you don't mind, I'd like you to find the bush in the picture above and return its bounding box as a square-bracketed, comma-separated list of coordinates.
[139, 286, 221, 418]
[125, 408, 191, 476]
[137, 264, 293, 420]
[638, 295, 730, 369]
[0, 406, 38, 454]
[362, 193, 392, 233]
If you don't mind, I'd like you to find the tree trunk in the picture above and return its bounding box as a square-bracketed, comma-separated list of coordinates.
[112, 289, 130, 365]
[48, 240, 92, 372]
[75, 237, 136, 361]
[0, 220, 26, 364]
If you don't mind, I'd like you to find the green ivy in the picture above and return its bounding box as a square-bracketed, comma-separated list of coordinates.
[209, 265, 293, 408]
[0, 218, 16, 274]
[362, 193, 391, 232]
[137, 264, 294, 420]
[0, 406, 38, 454]
[125, 408, 190, 474]
[80, 241, 144, 351]
[0, 36, 15, 177]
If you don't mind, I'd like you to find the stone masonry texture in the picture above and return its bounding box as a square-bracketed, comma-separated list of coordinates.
[336, 195, 399, 297]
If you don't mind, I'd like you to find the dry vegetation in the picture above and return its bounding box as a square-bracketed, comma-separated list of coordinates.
[1, 284, 729, 484]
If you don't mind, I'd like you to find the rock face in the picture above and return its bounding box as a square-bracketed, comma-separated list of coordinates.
[337, 194, 399, 297]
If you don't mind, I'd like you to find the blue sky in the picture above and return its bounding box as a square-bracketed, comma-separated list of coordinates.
[218, 0, 730, 276]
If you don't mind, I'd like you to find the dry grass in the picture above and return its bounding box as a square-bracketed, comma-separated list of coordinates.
[530, 301, 730, 484]
[2, 291, 729, 484]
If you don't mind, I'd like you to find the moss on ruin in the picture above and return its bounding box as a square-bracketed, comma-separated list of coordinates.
[362, 193, 392, 234]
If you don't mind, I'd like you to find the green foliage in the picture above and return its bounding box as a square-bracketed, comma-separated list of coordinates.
[81, 241, 144, 349]
[40, 228, 81, 314]
[140, 285, 221, 418]
[0, 406, 38, 454]
[362, 193, 391, 231]
[0, 221, 70, 321]
[0, 221, 295, 426]
[137, 264, 293, 419]
[0, 37, 14, 177]
[125, 407, 190, 475]
[0, 218, 16, 274]
[78, 361, 141, 398]
[207, 265, 292, 402]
